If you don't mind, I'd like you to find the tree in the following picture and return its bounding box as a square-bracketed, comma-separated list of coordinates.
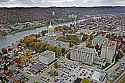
[47, 45, 55, 52]
[0, 52, 2, 56]
[81, 79, 91, 83]
[2, 48, 7, 54]
[61, 48, 65, 56]
[57, 35, 80, 45]
[115, 53, 121, 62]
[0, 31, 7, 36]
[106, 33, 110, 38]
[86, 34, 94, 48]
[55, 47, 61, 56]
[82, 34, 88, 41]
[90, 34, 94, 40]
[34, 81, 40, 83]
[54, 71, 58, 76]
[69, 40, 74, 47]
[23, 35, 38, 46]
[54, 62, 59, 69]
[66, 53, 70, 59]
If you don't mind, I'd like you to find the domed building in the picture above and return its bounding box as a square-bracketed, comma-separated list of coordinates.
[48, 21, 54, 33]
[45, 21, 56, 37]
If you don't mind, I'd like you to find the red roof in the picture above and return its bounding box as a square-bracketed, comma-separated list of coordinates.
[8, 48, 12, 52]
[2, 48, 8, 54]
[14, 58, 21, 64]
[95, 44, 99, 49]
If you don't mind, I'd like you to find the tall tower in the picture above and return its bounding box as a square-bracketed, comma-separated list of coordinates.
[47, 11, 56, 34]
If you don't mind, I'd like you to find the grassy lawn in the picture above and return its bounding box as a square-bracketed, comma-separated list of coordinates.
[81, 79, 91, 83]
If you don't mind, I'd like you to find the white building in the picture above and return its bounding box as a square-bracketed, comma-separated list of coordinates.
[70, 34, 117, 66]
[45, 21, 64, 37]
[70, 45, 97, 65]
[41, 37, 69, 49]
[91, 70, 106, 83]
[38, 50, 55, 65]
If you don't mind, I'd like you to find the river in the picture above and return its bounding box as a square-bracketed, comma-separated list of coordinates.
[0, 21, 81, 49]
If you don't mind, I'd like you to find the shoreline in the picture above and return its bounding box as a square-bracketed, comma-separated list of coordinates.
[0, 20, 76, 37]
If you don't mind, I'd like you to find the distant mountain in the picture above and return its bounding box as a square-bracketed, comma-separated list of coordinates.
[0, 6, 125, 24]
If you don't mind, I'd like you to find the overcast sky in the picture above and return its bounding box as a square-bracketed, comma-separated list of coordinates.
[0, 0, 125, 7]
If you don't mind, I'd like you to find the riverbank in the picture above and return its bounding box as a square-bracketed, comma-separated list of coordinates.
[9, 25, 44, 35]
[0, 18, 84, 49]
[0, 31, 8, 37]
[1, 18, 79, 37]
[0, 21, 75, 49]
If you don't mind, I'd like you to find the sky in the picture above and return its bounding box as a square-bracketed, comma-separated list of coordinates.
[0, 0, 125, 7]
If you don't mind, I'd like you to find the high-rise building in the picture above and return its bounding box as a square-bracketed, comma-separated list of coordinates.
[92, 35, 117, 64]
[70, 35, 117, 66]
[70, 45, 96, 65]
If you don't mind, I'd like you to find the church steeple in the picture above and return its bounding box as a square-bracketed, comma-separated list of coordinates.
[48, 11, 55, 33]
[49, 21, 52, 27]
[48, 21, 54, 33]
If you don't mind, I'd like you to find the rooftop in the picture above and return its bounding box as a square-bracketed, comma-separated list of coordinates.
[92, 70, 106, 82]
[71, 45, 96, 54]
[40, 50, 55, 58]
[31, 63, 47, 73]
[78, 68, 106, 83]
[39, 50, 56, 65]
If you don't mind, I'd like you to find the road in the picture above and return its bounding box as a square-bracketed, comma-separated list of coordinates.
[114, 71, 125, 83]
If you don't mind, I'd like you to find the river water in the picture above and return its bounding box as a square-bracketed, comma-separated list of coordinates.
[0, 21, 78, 49]
[0, 26, 48, 49]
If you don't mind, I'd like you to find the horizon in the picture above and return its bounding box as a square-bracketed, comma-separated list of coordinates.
[0, 0, 125, 7]
[1, 5, 125, 8]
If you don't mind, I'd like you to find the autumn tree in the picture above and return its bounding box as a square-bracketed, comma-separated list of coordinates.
[54, 62, 59, 69]
[82, 33, 88, 41]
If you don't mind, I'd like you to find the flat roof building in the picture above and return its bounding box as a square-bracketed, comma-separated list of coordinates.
[38, 50, 56, 65]
[41, 37, 69, 49]
[31, 63, 47, 74]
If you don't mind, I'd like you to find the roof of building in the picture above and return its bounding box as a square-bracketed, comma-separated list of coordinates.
[39, 50, 55, 65]
[71, 45, 96, 54]
[92, 35, 108, 46]
[42, 38, 69, 48]
[40, 50, 55, 58]
[73, 78, 82, 83]
[31, 63, 47, 73]
[91, 70, 106, 82]
[93, 35, 117, 48]
[78, 68, 94, 79]
[45, 32, 56, 37]
[78, 68, 106, 83]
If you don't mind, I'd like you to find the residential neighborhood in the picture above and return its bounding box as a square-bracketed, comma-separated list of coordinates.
[1, 7, 125, 83]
